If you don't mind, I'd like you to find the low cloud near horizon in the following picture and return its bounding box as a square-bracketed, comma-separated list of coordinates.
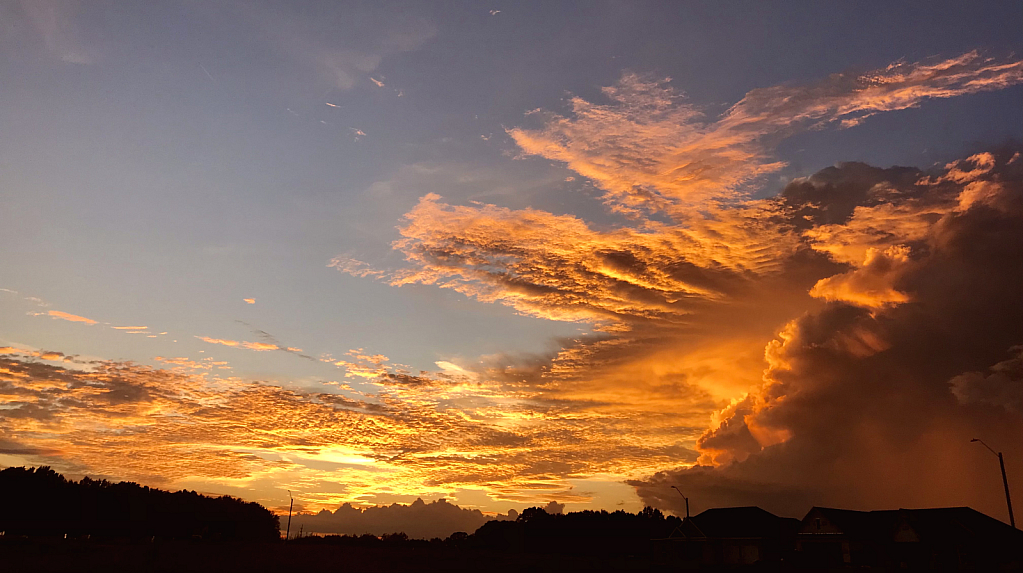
[288, 498, 564, 540]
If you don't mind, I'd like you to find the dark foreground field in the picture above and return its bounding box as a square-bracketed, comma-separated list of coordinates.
[0, 539, 675, 573]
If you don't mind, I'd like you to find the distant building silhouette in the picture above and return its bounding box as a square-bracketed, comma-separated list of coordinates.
[797, 506, 1023, 569]
[659, 506, 800, 566]
[659, 505, 1022, 570]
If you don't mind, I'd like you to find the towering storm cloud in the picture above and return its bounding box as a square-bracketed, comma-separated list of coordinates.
[631, 149, 1023, 519]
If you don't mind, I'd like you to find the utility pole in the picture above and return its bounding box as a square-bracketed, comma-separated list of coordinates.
[972, 439, 1016, 528]
[286, 490, 294, 541]
[997, 452, 1015, 529]
[671, 485, 690, 518]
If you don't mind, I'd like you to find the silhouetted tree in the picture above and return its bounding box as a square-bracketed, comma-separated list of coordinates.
[0, 466, 279, 541]
[470, 506, 681, 555]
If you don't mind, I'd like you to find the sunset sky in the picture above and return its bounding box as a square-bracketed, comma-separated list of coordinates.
[2, 1, 1022, 526]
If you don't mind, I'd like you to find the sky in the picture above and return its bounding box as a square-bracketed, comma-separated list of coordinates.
[2, 0, 1023, 532]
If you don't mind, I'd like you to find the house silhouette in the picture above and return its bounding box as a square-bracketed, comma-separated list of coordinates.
[797, 506, 1022, 569]
[661, 506, 800, 566]
[659, 505, 1022, 570]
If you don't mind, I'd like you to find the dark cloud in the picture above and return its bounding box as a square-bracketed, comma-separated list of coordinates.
[631, 147, 1023, 521]
[779, 162, 926, 229]
[542, 501, 565, 515]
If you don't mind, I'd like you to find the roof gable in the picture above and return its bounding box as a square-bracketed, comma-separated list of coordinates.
[800, 506, 1023, 544]
[690, 506, 799, 538]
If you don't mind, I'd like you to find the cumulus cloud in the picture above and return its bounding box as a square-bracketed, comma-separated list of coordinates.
[808, 245, 913, 308]
[630, 148, 1023, 520]
[950, 347, 1023, 414]
[542, 500, 565, 515]
[291, 498, 517, 539]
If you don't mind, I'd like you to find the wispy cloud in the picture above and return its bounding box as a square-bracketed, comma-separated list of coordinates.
[45, 310, 97, 325]
[251, 8, 436, 91]
[18, 0, 99, 65]
[196, 336, 279, 352]
[509, 52, 1022, 217]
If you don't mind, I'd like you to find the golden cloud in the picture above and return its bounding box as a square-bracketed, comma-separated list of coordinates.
[46, 310, 97, 325]
[196, 336, 280, 352]
[0, 349, 702, 512]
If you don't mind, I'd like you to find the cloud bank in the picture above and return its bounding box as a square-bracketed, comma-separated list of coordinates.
[291, 498, 518, 539]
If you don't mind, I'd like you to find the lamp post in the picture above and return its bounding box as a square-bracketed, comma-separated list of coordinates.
[671, 485, 690, 518]
[286, 490, 294, 541]
[972, 439, 1015, 528]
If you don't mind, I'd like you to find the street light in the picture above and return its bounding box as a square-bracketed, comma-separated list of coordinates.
[972, 439, 1015, 528]
[671, 485, 690, 518]
[286, 490, 294, 541]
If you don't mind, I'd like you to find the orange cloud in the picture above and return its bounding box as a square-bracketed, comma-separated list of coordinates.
[0, 347, 69, 361]
[196, 336, 279, 352]
[384, 193, 797, 330]
[808, 246, 913, 308]
[337, 54, 1022, 336]
[46, 310, 97, 325]
[630, 148, 1023, 520]
[508, 52, 1023, 218]
[0, 347, 695, 513]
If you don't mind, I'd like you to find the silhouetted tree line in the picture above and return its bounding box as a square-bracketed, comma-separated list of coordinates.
[292, 505, 682, 556]
[470, 506, 680, 555]
[0, 467, 279, 541]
